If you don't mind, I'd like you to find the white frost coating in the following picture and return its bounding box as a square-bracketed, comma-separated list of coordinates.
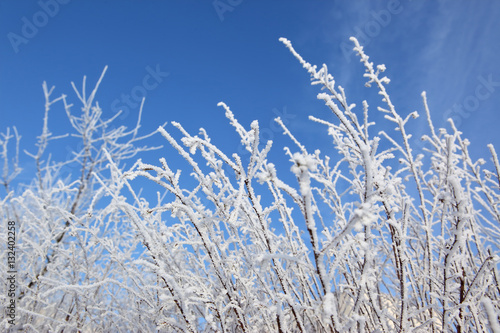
[322, 292, 335, 317]
[352, 202, 376, 231]
[482, 297, 500, 333]
[290, 152, 317, 195]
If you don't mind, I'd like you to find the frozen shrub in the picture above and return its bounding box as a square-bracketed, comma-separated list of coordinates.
[2, 38, 499, 332]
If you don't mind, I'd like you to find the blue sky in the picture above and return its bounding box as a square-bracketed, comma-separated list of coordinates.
[1, 1, 500, 188]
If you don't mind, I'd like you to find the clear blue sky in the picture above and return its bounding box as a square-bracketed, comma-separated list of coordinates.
[1, 1, 500, 185]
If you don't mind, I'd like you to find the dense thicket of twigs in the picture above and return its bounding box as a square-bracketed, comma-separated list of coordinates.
[1, 38, 499, 332]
